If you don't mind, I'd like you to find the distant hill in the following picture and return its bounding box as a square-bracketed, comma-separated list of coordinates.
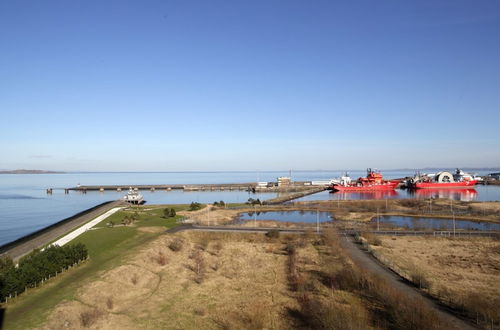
[0, 169, 65, 174]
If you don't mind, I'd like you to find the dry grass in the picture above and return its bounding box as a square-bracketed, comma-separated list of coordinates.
[39, 224, 466, 329]
[79, 309, 103, 327]
[371, 235, 500, 326]
[41, 231, 299, 329]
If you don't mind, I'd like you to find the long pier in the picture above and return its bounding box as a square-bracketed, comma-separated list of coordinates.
[66, 183, 258, 192]
[57, 182, 327, 193]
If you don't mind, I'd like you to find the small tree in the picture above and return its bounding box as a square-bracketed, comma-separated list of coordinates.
[163, 208, 171, 218]
[189, 202, 202, 211]
[169, 208, 176, 217]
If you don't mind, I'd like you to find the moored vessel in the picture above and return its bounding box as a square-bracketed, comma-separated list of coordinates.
[122, 187, 145, 204]
[329, 169, 399, 192]
[408, 169, 478, 189]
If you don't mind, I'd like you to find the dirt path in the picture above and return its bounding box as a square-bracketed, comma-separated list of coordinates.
[340, 234, 476, 330]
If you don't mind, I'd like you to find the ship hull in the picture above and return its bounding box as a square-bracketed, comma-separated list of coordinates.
[412, 180, 478, 189]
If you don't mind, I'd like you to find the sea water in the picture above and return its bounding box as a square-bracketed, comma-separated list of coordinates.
[1, 170, 499, 246]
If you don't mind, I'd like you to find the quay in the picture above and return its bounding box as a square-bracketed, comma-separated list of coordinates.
[59, 181, 329, 193]
[0, 200, 125, 262]
[263, 187, 327, 204]
[67, 183, 257, 192]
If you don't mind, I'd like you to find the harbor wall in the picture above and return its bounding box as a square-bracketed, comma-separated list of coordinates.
[0, 200, 124, 262]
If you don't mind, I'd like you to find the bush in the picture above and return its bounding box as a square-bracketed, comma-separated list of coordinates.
[189, 202, 203, 211]
[0, 243, 88, 301]
[79, 309, 103, 327]
[168, 238, 184, 252]
[163, 208, 176, 218]
[246, 198, 262, 205]
[189, 250, 206, 283]
[410, 268, 431, 290]
[265, 230, 280, 239]
[213, 200, 226, 208]
[363, 232, 382, 246]
[151, 251, 167, 265]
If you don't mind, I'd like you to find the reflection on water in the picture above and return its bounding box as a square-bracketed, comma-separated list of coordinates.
[331, 190, 399, 200]
[294, 185, 500, 202]
[407, 189, 478, 202]
[238, 211, 333, 223]
[372, 215, 500, 231]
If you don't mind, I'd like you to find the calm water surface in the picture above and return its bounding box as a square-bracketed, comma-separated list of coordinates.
[238, 211, 333, 223]
[1, 170, 499, 246]
[294, 185, 500, 202]
[371, 215, 500, 231]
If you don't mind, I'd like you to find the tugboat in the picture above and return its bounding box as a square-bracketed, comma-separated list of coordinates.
[329, 169, 399, 192]
[122, 187, 145, 204]
[407, 169, 478, 189]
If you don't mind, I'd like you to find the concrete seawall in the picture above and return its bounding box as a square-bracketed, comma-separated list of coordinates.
[0, 200, 125, 262]
[263, 187, 326, 204]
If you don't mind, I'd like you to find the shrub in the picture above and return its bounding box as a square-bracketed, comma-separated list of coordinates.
[299, 295, 370, 330]
[265, 230, 280, 239]
[212, 241, 223, 254]
[363, 232, 382, 246]
[106, 297, 114, 310]
[410, 268, 431, 290]
[151, 251, 167, 266]
[79, 309, 103, 327]
[0, 243, 88, 301]
[163, 208, 176, 218]
[189, 250, 206, 283]
[189, 202, 203, 211]
[168, 238, 184, 252]
[246, 198, 262, 205]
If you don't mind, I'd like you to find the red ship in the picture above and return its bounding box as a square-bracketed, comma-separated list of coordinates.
[329, 169, 399, 192]
[408, 169, 478, 189]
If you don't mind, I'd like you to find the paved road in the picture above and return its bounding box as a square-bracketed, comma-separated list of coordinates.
[52, 207, 124, 247]
[340, 234, 476, 329]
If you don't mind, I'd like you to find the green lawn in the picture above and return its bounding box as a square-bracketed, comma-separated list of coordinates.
[2, 204, 188, 330]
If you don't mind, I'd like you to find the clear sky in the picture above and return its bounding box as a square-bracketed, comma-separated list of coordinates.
[1, 0, 499, 171]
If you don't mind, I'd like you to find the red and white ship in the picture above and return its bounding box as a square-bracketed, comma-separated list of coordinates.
[329, 169, 399, 192]
[408, 169, 478, 189]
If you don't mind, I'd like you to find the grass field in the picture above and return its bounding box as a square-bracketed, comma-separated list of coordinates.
[2, 205, 187, 330]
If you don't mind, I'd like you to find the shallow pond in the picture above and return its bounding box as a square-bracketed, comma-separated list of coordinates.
[371, 215, 500, 231]
[238, 210, 333, 223]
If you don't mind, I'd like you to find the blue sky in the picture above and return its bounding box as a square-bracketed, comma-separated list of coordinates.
[1, 0, 499, 171]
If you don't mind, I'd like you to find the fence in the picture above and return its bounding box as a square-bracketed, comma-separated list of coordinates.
[3, 256, 89, 304]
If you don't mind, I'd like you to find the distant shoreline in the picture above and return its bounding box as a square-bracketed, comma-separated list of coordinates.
[0, 169, 65, 174]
